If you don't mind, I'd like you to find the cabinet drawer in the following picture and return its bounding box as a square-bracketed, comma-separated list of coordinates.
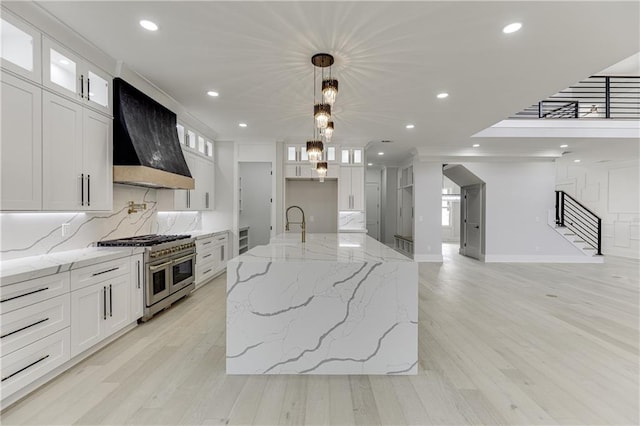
[0, 294, 70, 356]
[70, 257, 129, 291]
[0, 273, 69, 315]
[0, 327, 70, 400]
[197, 236, 216, 249]
[196, 248, 216, 265]
[213, 233, 228, 243]
[196, 264, 217, 284]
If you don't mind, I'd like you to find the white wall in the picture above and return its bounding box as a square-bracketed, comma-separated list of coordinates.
[285, 180, 338, 233]
[412, 160, 443, 262]
[556, 159, 639, 259]
[460, 161, 582, 261]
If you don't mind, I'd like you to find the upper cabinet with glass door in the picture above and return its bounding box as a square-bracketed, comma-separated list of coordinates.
[341, 147, 363, 165]
[43, 37, 112, 115]
[0, 12, 42, 83]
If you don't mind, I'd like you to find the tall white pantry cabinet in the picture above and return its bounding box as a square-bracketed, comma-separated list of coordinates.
[1, 11, 113, 212]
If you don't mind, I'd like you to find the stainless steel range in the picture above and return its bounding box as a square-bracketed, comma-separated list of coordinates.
[98, 234, 196, 321]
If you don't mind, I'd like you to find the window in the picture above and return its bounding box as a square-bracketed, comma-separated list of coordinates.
[442, 200, 450, 227]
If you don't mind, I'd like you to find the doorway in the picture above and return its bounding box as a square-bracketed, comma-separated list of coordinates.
[460, 184, 485, 260]
[239, 162, 272, 249]
[366, 182, 380, 240]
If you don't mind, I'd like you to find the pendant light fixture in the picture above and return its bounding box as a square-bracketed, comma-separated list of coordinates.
[322, 121, 334, 142]
[316, 162, 328, 183]
[306, 140, 323, 164]
[312, 53, 336, 130]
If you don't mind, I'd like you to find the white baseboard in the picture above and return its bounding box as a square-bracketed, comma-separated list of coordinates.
[484, 255, 604, 263]
[413, 254, 444, 262]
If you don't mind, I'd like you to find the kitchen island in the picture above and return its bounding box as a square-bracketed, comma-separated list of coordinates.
[226, 233, 418, 375]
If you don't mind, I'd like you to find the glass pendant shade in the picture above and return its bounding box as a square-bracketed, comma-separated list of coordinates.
[314, 103, 331, 129]
[323, 121, 334, 142]
[322, 79, 338, 105]
[306, 140, 324, 163]
[316, 161, 328, 182]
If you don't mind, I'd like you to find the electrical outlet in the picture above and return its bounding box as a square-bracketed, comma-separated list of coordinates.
[61, 223, 70, 236]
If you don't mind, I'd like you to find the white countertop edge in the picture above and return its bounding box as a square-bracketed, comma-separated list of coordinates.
[0, 247, 145, 286]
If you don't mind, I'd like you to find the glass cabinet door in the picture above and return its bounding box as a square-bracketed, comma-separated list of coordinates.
[352, 149, 363, 164]
[44, 38, 79, 99]
[87, 69, 110, 112]
[1, 14, 41, 82]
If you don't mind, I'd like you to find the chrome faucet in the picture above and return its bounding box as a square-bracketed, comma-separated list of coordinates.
[285, 205, 306, 243]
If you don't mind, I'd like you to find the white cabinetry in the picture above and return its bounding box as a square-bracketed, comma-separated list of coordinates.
[339, 166, 364, 211]
[0, 272, 71, 404]
[0, 73, 42, 210]
[43, 37, 111, 115]
[130, 254, 143, 321]
[42, 91, 112, 211]
[195, 232, 229, 287]
[0, 12, 42, 83]
[69, 258, 130, 357]
[157, 149, 214, 211]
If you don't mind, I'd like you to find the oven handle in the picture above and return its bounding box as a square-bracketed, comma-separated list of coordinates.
[172, 254, 195, 264]
[149, 261, 172, 271]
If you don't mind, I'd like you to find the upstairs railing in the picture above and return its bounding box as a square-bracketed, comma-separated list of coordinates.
[555, 190, 602, 255]
[511, 76, 640, 120]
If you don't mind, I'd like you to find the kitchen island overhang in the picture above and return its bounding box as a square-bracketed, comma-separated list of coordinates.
[226, 233, 418, 375]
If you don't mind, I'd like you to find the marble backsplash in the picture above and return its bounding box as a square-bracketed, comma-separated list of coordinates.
[0, 185, 202, 261]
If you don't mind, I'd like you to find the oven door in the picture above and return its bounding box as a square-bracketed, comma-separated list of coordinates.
[170, 252, 195, 294]
[147, 259, 172, 306]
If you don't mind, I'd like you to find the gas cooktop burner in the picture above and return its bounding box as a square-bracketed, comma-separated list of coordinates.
[97, 234, 191, 247]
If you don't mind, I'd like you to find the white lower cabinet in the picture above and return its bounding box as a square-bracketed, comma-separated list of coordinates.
[130, 254, 144, 321]
[195, 232, 228, 287]
[0, 328, 70, 400]
[70, 273, 130, 358]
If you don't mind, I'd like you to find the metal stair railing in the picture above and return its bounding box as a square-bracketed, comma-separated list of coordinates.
[511, 76, 639, 120]
[555, 190, 602, 255]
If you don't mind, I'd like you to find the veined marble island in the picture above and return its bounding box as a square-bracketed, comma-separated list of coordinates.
[226, 233, 418, 375]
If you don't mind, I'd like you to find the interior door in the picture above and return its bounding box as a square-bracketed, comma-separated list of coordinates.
[366, 183, 380, 240]
[462, 184, 483, 260]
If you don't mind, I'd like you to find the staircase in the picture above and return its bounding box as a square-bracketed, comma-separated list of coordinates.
[550, 190, 604, 260]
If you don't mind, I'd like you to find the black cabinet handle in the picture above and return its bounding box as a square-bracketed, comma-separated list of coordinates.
[87, 174, 91, 206]
[221, 245, 224, 261]
[1, 318, 49, 339]
[2, 355, 50, 382]
[203, 254, 212, 259]
[80, 173, 84, 206]
[136, 261, 141, 289]
[109, 284, 113, 317]
[92, 267, 119, 277]
[80, 74, 84, 98]
[103, 286, 106, 320]
[204, 269, 212, 275]
[87, 78, 91, 101]
[0, 287, 48, 304]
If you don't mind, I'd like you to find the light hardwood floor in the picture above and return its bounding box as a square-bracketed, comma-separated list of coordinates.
[2, 245, 638, 425]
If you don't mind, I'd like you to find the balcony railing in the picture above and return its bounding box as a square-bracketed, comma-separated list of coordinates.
[511, 76, 640, 120]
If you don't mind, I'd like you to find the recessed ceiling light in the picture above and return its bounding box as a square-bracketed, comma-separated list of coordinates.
[574, 159, 581, 163]
[503, 22, 522, 34]
[207, 91, 219, 97]
[560, 144, 568, 148]
[405, 124, 415, 129]
[378, 152, 384, 156]
[437, 93, 449, 99]
[59, 59, 69, 65]
[139, 20, 158, 31]
[472, 144, 480, 147]
[367, 163, 373, 166]
[239, 123, 247, 128]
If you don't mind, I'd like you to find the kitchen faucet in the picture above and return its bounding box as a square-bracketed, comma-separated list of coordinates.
[285, 205, 306, 243]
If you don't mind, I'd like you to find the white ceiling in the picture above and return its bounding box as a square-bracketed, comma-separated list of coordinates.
[34, 1, 640, 166]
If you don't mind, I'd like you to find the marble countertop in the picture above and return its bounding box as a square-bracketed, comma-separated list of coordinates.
[0, 247, 144, 286]
[235, 233, 412, 263]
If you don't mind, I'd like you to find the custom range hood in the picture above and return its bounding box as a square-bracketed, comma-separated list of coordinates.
[112, 77, 194, 189]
